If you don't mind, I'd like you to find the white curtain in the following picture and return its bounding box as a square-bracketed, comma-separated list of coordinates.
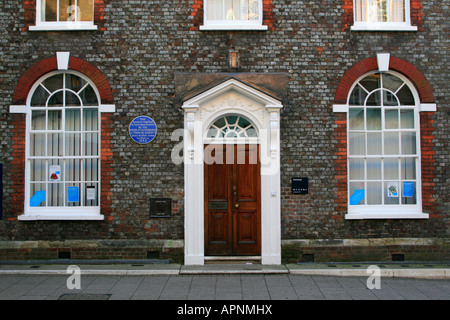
[390, 0, 405, 22]
[355, 0, 369, 22]
[207, 0, 224, 20]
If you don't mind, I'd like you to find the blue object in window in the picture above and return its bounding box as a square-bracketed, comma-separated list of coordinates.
[30, 190, 46, 207]
[403, 182, 414, 197]
[350, 189, 365, 205]
[68, 187, 79, 203]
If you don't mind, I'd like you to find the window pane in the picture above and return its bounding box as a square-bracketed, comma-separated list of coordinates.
[247, 127, 258, 137]
[60, 0, 74, 22]
[350, 182, 365, 205]
[43, 74, 63, 92]
[384, 158, 399, 180]
[83, 109, 99, 131]
[225, 0, 241, 20]
[66, 109, 81, 131]
[374, 0, 388, 22]
[47, 91, 64, 107]
[238, 116, 251, 128]
[207, 127, 218, 138]
[401, 158, 416, 180]
[349, 133, 365, 155]
[385, 109, 399, 129]
[48, 110, 62, 130]
[383, 90, 398, 106]
[30, 160, 47, 182]
[354, 0, 368, 22]
[43, 0, 57, 22]
[226, 115, 238, 125]
[79, 0, 94, 21]
[367, 158, 382, 180]
[366, 108, 381, 130]
[367, 132, 382, 155]
[30, 133, 46, 156]
[48, 183, 63, 206]
[397, 85, 415, 105]
[66, 92, 81, 107]
[66, 74, 86, 92]
[65, 133, 81, 156]
[366, 91, 381, 106]
[390, 0, 405, 22]
[349, 108, 365, 130]
[360, 74, 381, 92]
[367, 182, 382, 205]
[349, 85, 368, 106]
[401, 132, 416, 155]
[384, 132, 399, 155]
[32, 111, 46, 130]
[243, 0, 259, 20]
[47, 133, 62, 156]
[385, 181, 400, 204]
[83, 133, 99, 156]
[66, 159, 81, 182]
[214, 117, 226, 128]
[207, 0, 223, 20]
[383, 73, 403, 92]
[400, 110, 414, 129]
[31, 86, 49, 107]
[80, 85, 99, 106]
[84, 159, 99, 181]
[349, 158, 365, 180]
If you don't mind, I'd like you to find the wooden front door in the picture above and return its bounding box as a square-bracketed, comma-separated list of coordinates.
[204, 144, 261, 256]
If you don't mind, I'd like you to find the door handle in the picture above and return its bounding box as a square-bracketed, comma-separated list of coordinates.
[234, 203, 239, 208]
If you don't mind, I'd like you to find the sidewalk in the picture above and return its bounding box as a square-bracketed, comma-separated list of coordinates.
[0, 261, 449, 279]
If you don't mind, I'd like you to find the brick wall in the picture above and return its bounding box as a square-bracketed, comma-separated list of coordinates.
[0, 0, 448, 261]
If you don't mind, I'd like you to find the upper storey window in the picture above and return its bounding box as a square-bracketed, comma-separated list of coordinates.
[201, 0, 268, 31]
[352, 0, 417, 31]
[30, 0, 98, 31]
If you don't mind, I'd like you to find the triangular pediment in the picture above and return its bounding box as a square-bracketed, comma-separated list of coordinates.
[183, 78, 282, 109]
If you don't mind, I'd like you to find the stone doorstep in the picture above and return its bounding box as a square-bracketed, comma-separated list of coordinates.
[0, 263, 448, 279]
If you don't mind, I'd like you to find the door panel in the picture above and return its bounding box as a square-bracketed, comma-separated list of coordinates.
[205, 144, 260, 256]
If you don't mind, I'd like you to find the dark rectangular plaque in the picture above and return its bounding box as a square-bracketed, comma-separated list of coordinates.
[292, 177, 308, 195]
[150, 198, 172, 218]
[208, 201, 228, 210]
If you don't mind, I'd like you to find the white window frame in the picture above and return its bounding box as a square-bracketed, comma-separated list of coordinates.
[351, 0, 417, 31]
[344, 71, 428, 220]
[200, 0, 267, 31]
[30, 0, 98, 31]
[19, 71, 103, 221]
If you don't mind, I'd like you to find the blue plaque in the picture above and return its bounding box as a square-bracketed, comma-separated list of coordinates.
[129, 116, 157, 144]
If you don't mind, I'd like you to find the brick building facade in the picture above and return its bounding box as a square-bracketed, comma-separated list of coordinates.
[0, 0, 448, 264]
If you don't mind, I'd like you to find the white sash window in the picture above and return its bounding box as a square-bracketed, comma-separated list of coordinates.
[346, 72, 427, 219]
[30, 0, 98, 31]
[352, 0, 417, 31]
[201, 0, 267, 30]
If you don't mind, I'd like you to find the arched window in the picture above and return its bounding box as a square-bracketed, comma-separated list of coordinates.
[207, 115, 258, 139]
[347, 72, 422, 215]
[26, 71, 101, 217]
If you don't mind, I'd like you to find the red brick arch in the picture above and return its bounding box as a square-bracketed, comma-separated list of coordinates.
[334, 56, 435, 104]
[12, 56, 113, 105]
